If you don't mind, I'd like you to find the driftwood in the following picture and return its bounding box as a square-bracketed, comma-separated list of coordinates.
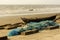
[21, 29, 39, 35]
[0, 22, 25, 30]
[5, 24, 17, 30]
[0, 27, 4, 30]
[0, 24, 11, 30]
[0, 36, 8, 40]
[46, 26, 59, 30]
[12, 22, 25, 27]
[0, 24, 11, 27]
[5, 22, 25, 30]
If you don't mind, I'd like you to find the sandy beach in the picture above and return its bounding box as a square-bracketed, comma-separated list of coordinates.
[0, 5, 60, 40]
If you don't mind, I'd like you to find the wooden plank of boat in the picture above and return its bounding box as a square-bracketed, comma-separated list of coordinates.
[21, 29, 39, 35]
[46, 26, 59, 30]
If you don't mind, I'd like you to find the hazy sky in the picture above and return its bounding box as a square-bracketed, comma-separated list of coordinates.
[0, 0, 60, 5]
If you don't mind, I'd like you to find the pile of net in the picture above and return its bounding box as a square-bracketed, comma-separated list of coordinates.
[7, 20, 59, 36]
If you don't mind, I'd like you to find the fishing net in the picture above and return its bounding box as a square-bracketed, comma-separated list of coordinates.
[8, 27, 24, 36]
[27, 20, 58, 30]
[7, 20, 59, 36]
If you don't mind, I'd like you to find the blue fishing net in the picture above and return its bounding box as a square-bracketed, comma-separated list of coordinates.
[7, 20, 59, 37]
[7, 28, 24, 36]
[27, 20, 58, 30]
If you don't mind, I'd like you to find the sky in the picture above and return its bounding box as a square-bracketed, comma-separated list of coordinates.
[0, 0, 60, 5]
